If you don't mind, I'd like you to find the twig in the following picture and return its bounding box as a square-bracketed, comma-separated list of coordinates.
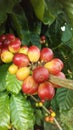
[54, 118, 63, 130]
[30, 95, 63, 130]
[30, 95, 38, 102]
[49, 74, 73, 90]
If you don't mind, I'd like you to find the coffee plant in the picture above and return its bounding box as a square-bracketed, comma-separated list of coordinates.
[0, 0, 73, 130]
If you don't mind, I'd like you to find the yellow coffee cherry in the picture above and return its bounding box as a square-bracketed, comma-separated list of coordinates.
[38, 102, 43, 107]
[1, 50, 14, 63]
[19, 46, 28, 55]
[8, 64, 18, 74]
[51, 112, 56, 117]
[16, 67, 30, 81]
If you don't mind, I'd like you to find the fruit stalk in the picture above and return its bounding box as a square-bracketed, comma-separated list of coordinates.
[49, 74, 73, 90]
[30, 95, 63, 130]
[42, 105, 63, 130]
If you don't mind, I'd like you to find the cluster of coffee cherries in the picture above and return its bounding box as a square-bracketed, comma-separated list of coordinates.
[35, 102, 56, 123]
[0, 34, 66, 102]
[44, 109, 56, 123]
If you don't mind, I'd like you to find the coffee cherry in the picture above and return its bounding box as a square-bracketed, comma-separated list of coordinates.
[41, 99, 45, 103]
[3, 39, 11, 47]
[38, 102, 43, 107]
[9, 38, 21, 53]
[16, 67, 30, 81]
[22, 76, 38, 95]
[1, 44, 8, 53]
[51, 112, 56, 117]
[40, 36, 46, 41]
[44, 58, 64, 74]
[40, 36, 46, 44]
[13, 53, 29, 67]
[45, 113, 48, 116]
[35, 102, 43, 107]
[44, 116, 50, 122]
[6, 34, 15, 41]
[0, 41, 3, 49]
[35, 102, 39, 107]
[1, 50, 14, 63]
[49, 116, 54, 123]
[38, 82, 55, 101]
[8, 64, 18, 74]
[19, 45, 28, 55]
[33, 66, 49, 83]
[40, 48, 54, 62]
[0, 34, 6, 42]
[28, 45, 40, 62]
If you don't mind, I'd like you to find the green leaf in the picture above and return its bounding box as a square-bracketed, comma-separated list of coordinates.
[10, 4, 30, 45]
[0, 92, 10, 130]
[0, 23, 6, 35]
[43, 0, 62, 25]
[55, 45, 73, 79]
[31, 0, 62, 25]
[51, 97, 59, 112]
[30, 21, 42, 35]
[56, 88, 73, 111]
[59, 0, 73, 27]
[60, 107, 73, 130]
[6, 72, 22, 94]
[46, 13, 66, 48]
[0, 64, 9, 92]
[0, 14, 7, 27]
[65, 38, 73, 50]
[30, 0, 45, 20]
[61, 24, 72, 42]
[0, 0, 20, 25]
[10, 94, 35, 130]
[30, 33, 41, 48]
[35, 109, 43, 126]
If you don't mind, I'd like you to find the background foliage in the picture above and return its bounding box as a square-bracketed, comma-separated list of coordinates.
[0, 0, 73, 130]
